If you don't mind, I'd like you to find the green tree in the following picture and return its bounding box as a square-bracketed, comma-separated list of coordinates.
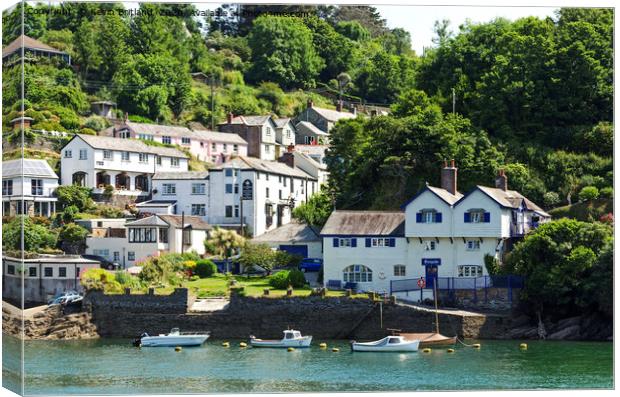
[237, 243, 277, 275]
[292, 191, 333, 227]
[335, 21, 370, 42]
[58, 223, 88, 254]
[204, 227, 246, 273]
[55, 185, 93, 211]
[505, 218, 612, 317]
[578, 186, 599, 202]
[247, 16, 324, 88]
[2, 216, 58, 252]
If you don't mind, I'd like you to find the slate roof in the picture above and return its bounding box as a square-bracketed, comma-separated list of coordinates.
[294, 151, 327, 170]
[222, 115, 272, 126]
[125, 214, 212, 230]
[2, 158, 58, 179]
[213, 157, 316, 180]
[311, 106, 356, 122]
[427, 186, 463, 205]
[252, 221, 321, 243]
[135, 200, 177, 207]
[74, 134, 188, 158]
[159, 215, 212, 230]
[296, 121, 329, 136]
[125, 121, 192, 136]
[295, 145, 329, 157]
[190, 129, 248, 144]
[321, 211, 406, 236]
[476, 186, 550, 217]
[152, 171, 209, 180]
[2, 35, 65, 57]
[273, 118, 292, 128]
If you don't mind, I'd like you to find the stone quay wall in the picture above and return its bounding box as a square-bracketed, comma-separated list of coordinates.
[85, 289, 509, 340]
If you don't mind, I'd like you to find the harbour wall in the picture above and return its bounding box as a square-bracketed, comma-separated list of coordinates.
[83, 289, 509, 340]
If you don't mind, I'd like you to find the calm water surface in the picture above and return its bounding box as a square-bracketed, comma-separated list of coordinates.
[2, 335, 613, 394]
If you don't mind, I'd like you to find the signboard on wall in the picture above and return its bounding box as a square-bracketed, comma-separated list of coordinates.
[242, 179, 253, 200]
[421, 258, 441, 266]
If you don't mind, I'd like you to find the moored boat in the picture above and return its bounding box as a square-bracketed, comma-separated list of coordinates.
[250, 329, 312, 348]
[133, 328, 210, 347]
[351, 335, 420, 352]
[398, 332, 457, 347]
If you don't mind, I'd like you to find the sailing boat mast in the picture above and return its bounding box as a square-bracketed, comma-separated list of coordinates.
[434, 280, 440, 334]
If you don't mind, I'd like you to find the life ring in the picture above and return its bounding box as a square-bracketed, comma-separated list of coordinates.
[417, 278, 426, 288]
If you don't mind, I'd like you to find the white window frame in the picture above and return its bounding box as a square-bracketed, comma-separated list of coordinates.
[121, 151, 130, 161]
[191, 204, 206, 216]
[470, 210, 485, 223]
[466, 240, 481, 251]
[371, 237, 390, 247]
[64, 150, 72, 158]
[103, 150, 112, 160]
[79, 149, 88, 160]
[343, 265, 373, 283]
[170, 158, 180, 167]
[191, 183, 206, 195]
[338, 238, 352, 247]
[181, 137, 191, 145]
[162, 136, 172, 145]
[394, 265, 406, 277]
[139, 153, 149, 163]
[458, 265, 483, 278]
[162, 183, 176, 195]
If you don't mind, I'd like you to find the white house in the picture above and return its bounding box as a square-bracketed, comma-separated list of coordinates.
[208, 156, 319, 237]
[108, 121, 248, 164]
[137, 171, 210, 218]
[292, 150, 329, 187]
[60, 134, 189, 198]
[295, 100, 357, 134]
[273, 117, 296, 156]
[2, 158, 59, 217]
[84, 214, 211, 268]
[321, 161, 551, 297]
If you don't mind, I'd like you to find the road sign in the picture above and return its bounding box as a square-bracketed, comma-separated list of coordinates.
[242, 179, 253, 200]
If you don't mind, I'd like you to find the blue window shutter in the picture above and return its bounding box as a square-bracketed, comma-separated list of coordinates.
[464, 213, 471, 223]
[365, 238, 371, 247]
[351, 238, 357, 247]
[389, 238, 396, 247]
[333, 238, 339, 247]
[484, 212, 491, 223]
[416, 213, 422, 223]
[435, 213, 442, 223]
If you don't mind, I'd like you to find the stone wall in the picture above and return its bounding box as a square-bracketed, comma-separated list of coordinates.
[86, 289, 510, 339]
[84, 288, 192, 314]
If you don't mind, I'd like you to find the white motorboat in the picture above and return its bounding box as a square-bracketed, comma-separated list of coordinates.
[351, 335, 420, 352]
[133, 328, 210, 347]
[250, 329, 312, 348]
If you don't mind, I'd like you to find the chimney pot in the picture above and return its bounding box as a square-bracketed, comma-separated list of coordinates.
[495, 169, 508, 191]
[441, 160, 458, 195]
[287, 144, 295, 153]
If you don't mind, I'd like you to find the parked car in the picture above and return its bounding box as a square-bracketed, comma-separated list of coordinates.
[299, 258, 323, 272]
[48, 291, 82, 306]
[82, 255, 121, 270]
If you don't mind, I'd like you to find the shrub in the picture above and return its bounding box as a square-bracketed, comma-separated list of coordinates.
[599, 187, 613, 199]
[578, 186, 599, 202]
[56, 185, 93, 211]
[81, 268, 115, 291]
[79, 127, 97, 135]
[195, 259, 217, 278]
[287, 269, 306, 288]
[83, 115, 110, 132]
[189, 275, 199, 282]
[543, 191, 560, 208]
[62, 205, 79, 223]
[269, 270, 290, 289]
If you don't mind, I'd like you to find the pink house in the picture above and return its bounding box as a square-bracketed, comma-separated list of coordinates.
[108, 121, 248, 164]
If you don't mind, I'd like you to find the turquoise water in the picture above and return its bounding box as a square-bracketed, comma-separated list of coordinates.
[2, 335, 613, 394]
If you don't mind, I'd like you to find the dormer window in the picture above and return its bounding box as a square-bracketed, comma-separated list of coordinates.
[416, 209, 442, 223]
[464, 209, 489, 223]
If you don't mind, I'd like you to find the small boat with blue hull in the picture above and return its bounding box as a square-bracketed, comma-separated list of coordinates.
[133, 328, 210, 347]
[351, 335, 420, 352]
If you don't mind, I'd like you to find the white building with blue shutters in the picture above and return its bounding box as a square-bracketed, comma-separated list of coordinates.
[321, 162, 551, 296]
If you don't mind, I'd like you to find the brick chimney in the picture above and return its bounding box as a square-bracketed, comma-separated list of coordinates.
[307, 99, 313, 108]
[279, 152, 295, 168]
[287, 144, 295, 153]
[10, 116, 34, 131]
[336, 101, 343, 112]
[441, 159, 458, 195]
[495, 169, 508, 191]
[227, 112, 233, 124]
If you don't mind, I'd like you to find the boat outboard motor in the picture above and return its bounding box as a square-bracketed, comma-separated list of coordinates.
[132, 333, 148, 347]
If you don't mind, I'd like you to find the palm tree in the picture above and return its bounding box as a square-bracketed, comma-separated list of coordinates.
[204, 227, 246, 273]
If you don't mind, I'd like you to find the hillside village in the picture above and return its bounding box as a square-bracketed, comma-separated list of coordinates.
[1, 3, 613, 335]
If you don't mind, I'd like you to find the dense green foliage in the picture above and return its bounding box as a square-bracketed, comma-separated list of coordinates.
[505, 219, 613, 318]
[55, 185, 94, 211]
[195, 259, 218, 278]
[292, 191, 333, 227]
[2, 216, 58, 252]
[269, 269, 307, 289]
[58, 223, 89, 254]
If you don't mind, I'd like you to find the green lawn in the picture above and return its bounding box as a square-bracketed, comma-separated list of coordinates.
[179, 274, 365, 298]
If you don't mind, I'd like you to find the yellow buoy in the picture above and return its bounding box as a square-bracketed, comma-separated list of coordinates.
[288, 347, 295, 352]
[175, 346, 182, 352]
[472, 343, 481, 349]
[519, 343, 528, 350]
[332, 347, 340, 352]
[222, 342, 230, 347]
[319, 343, 327, 349]
[422, 348, 432, 353]
[447, 348, 455, 353]
[239, 342, 248, 348]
